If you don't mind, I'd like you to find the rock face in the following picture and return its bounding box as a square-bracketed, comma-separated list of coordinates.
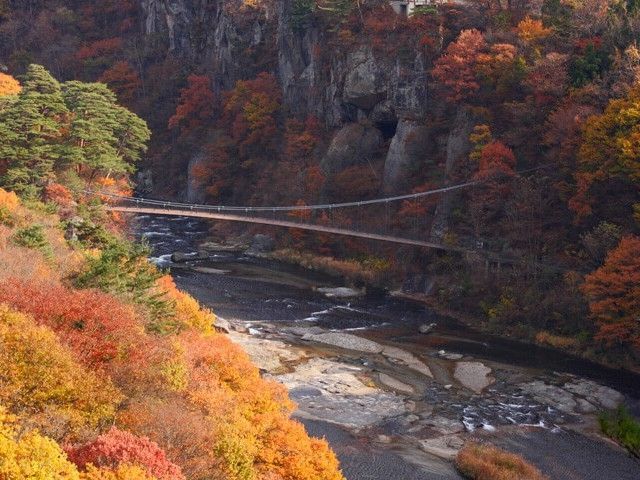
[343, 47, 388, 111]
[140, 0, 429, 128]
[383, 120, 431, 193]
[431, 107, 477, 239]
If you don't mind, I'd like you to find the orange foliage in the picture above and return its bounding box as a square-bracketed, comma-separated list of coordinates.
[432, 29, 486, 102]
[456, 442, 548, 480]
[156, 275, 216, 334]
[44, 183, 75, 208]
[223, 72, 281, 158]
[0, 188, 19, 212]
[582, 235, 640, 351]
[0, 72, 21, 96]
[516, 16, 552, 45]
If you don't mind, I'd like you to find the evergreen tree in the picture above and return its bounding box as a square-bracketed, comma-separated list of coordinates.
[0, 65, 150, 195]
[0, 65, 69, 197]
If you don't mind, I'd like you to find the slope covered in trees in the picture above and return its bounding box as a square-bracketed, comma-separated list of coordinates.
[0, 67, 344, 480]
[0, 0, 639, 366]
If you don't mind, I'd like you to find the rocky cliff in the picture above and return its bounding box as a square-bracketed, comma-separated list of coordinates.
[140, 0, 437, 192]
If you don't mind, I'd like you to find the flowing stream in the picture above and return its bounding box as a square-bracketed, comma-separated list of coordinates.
[133, 215, 640, 480]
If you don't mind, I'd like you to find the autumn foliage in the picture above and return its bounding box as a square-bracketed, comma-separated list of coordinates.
[456, 442, 548, 480]
[582, 235, 640, 352]
[168, 75, 215, 137]
[0, 73, 20, 96]
[66, 428, 185, 480]
[432, 29, 486, 102]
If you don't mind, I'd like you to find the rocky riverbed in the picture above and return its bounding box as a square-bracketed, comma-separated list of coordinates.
[133, 215, 640, 480]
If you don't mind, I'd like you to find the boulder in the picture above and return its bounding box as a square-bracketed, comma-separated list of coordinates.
[320, 123, 383, 174]
[382, 119, 431, 193]
[301, 332, 384, 353]
[247, 234, 275, 254]
[419, 323, 437, 334]
[171, 251, 190, 263]
[454, 362, 494, 393]
[214, 316, 232, 334]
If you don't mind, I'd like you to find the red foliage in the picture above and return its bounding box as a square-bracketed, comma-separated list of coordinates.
[284, 116, 320, 160]
[99, 61, 142, 104]
[329, 165, 380, 202]
[76, 37, 123, 60]
[304, 165, 325, 200]
[66, 427, 185, 480]
[168, 75, 215, 137]
[0, 279, 148, 371]
[432, 29, 486, 102]
[474, 141, 517, 180]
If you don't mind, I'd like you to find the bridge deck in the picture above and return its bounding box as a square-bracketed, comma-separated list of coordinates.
[109, 205, 474, 254]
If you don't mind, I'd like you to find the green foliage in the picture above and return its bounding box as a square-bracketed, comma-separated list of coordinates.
[62, 81, 150, 174]
[569, 45, 610, 88]
[599, 406, 640, 456]
[290, 0, 315, 32]
[12, 224, 52, 258]
[541, 0, 572, 35]
[316, 0, 353, 31]
[0, 206, 15, 226]
[0, 64, 149, 197]
[0, 65, 69, 197]
[74, 238, 176, 333]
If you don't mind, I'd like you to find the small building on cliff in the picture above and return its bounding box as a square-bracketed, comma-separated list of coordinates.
[390, 0, 449, 16]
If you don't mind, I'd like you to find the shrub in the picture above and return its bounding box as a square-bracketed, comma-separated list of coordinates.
[66, 427, 185, 480]
[44, 183, 75, 208]
[455, 442, 548, 480]
[599, 406, 640, 457]
[0, 406, 80, 480]
[0, 305, 121, 440]
[0, 279, 149, 373]
[74, 240, 175, 329]
[0, 206, 15, 227]
[12, 224, 52, 258]
[0, 188, 19, 211]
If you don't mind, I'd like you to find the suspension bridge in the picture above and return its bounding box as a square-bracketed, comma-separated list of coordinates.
[90, 182, 478, 247]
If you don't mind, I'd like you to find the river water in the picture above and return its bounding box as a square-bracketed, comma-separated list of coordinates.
[133, 215, 640, 480]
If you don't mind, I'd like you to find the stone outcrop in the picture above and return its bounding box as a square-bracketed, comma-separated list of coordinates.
[320, 123, 383, 174]
[382, 119, 431, 193]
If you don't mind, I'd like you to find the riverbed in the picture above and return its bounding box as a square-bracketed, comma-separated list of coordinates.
[133, 215, 640, 480]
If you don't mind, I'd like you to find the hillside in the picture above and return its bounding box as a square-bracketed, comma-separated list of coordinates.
[0, 67, 343, 479]
[2, 1, 638, 368]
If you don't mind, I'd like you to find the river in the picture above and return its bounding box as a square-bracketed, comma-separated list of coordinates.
[133, 214, 640, 480]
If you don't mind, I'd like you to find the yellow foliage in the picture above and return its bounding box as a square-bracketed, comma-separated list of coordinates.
[157, 275, 216, 334]
[0, 188, 19, 211]
[159, 342, 189, 393]
[516, 16, 552, 44]
[0, 73, 21, 96]
[0, 305, 122, 440]
[80, 464, 158, 480]
[0, 406, 80, 480]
